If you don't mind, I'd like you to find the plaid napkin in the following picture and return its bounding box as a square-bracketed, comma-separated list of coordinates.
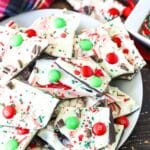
[0, 0, 54, 20]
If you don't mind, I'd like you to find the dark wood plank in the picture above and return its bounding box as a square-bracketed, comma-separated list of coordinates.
[51, 0, 150, 149]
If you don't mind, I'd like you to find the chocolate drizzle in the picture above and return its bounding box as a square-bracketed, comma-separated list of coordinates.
[120, 63, 129, 71]
[7, 81, 15, 89]
[18, 59, 23, 68]
[54, 127, 72, 148]
[56, 119, 65, 128]
[85, 128, 92, 138]
[31, 45, 41, 57]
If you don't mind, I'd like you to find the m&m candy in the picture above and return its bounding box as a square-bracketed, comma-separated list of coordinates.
[65, 116, 80, 129]
[10, 34, 23, 47]
[48, 69, 61, 82]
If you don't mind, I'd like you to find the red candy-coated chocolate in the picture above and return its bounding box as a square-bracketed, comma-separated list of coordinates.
[17, 127, 29, 135]
[94, 69, 104, 77]
[92, 122, 107, 136]
[25, 29, 37, 37]
[123, 48, 129, 54]
[2, 105, 16, 119]
[122, 6, 132, 18]
[115, 116, 129, 128]
[143, 28, 150, 35]
[81, 66, 93, 77]
[108, 8, 120, 16]
[112, 36, 122, 47]
[106, 52, 119, 64]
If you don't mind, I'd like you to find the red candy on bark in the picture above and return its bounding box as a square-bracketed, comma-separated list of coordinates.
[115, 116, 129, 128]
[81, 66, 93, 77]
[92, 122, 107, 136]
[106, 52, 119, 64]
[108, 8, 120, 16]
[17, 127, 29, 135]
[112, 36, 122, 47]
[2, 105, 16, 119]
[25, 29, 37, 37]
[122, 6, 132, 18]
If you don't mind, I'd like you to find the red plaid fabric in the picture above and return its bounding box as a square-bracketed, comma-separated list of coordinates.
[0, 0, 54, 20]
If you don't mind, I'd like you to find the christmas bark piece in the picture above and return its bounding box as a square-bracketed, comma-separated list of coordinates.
[85, 95, 108, 108]
[28, 59, 98, 99]
[54, 107, 114, 149]
[103, 17, 146, 75]
[38, 121, 67, 150]
[67, 0, 125, 23]
[0, 126, 37, 150]
[54, 98, 85, 117]
[105, 86, 139, 118]
[105, 124, 124, 150]
[0, 26, 48, 85]
[56, 57, 111, 94]
[27, 135, 52, 150]
[0, 79, 59, 130]
[30, 10, 80, 58]
[74, 26, 134, 78]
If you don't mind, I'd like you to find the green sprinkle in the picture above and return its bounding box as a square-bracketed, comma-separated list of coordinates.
[38, 116, 43, 123]
[84, 141, 91, 148]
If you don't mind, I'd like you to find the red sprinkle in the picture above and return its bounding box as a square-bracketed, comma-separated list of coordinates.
[122, 6, 132, 18]
[108, 8, 120, 17]
[25, 29, 37, 37]
[81, 66, 93, 77]
[94, 69, 104, 77]
[112, 36, 122, 47]
[106, 52, 119, 64]
[61, 33, 67, 38]
[36, 81, 72, 90]
[78, 134, 83, 141]
[115, 116, 129, 128]
[123, 48, 129, 54]
[17, 127, 29, 135]
[92, 122, 107, 136]
[2, 105, 16, 119]
[74, 70, 80, 75]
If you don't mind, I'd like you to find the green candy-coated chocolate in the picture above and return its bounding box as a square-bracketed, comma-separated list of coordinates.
[48, 69, 61, 82]
[65, 116, 79, 129]
[79, 39, 93, 51]
[10, 34, 23, 47]
[5, 139, 19, 150]
[88, 76, 103, 88]
[54, 18, 66, 28]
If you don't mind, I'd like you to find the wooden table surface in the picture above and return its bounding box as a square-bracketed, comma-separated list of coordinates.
[51, 0, 150, 149]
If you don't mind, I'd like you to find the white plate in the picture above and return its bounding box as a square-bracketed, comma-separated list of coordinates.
[0, 9, 143, 149]
[125, 0, 150, 46]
